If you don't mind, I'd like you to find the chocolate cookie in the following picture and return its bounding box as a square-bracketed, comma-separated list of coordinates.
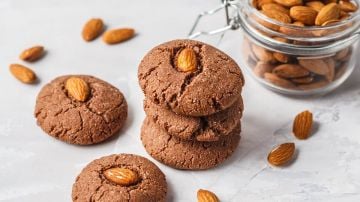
[35, 75, 127, 145]
[141, 117, 241, 170]
[138, 39, 244, 117]
[72, 154, 167, 202]
[144, 97, 243, 142]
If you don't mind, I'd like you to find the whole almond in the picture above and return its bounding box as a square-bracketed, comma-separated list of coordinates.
[298, 58, 329, 75]
[321, 19, 341, 26]
[82, 18, 104, 41]
[305, 1, 324, 12]
[291, 76, 314, 84]
[298, 79, 329, 90]
[254, 61, 275, 77]
[334, 47, 350, 61]
[264, 72, 296, 89]
[19, 46, 44, 62]
[197, 189, 219, 202]
[252, 44, 277, 63]
[290, 6, 318, 25]
[103, 28, 135, 44]
[176, 48, 198, 72]
[279, 21, 306, 36]
[339, 1, 358, 12]
[335, 63, 347, 80]
[273, 0, 302, 7]
[324, 58, 335, 81]
[273, 52, 290, 63]
[262, 3, 290, 14]
[268, 142, 295, 166]
[65, 77, 90, 102]
[293, 110, 313, 139]
[315, 3, 341, 26]
[255, 0, 274, 9]
[273, 64, 310, 78]
[9, 64, 37, 84]
[262, 9, 292, 24]
[104, 167, 140, 186]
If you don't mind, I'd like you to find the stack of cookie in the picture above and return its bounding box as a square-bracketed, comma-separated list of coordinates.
[138, 39, 244, 170]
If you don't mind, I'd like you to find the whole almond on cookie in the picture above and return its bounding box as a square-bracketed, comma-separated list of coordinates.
[65, 77, 90, 102]
[82, 18, 104, 41]
[102, 28, 135, 44]
[104, 167, 140, 186]
[268, 142, 295, 166]
[176, 48, 198, 72]
[9, 64, 37, 84]
[290, 6, 318, 25]
[293, 110, 313, 139]
[19, 46, 44, 62]
[197, 189, 219, 202]
[315, 3, 341, 26]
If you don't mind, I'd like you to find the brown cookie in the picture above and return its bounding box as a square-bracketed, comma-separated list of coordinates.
[141, 117, 241, 170]
[72, 154, 167, 202]
[144, 97, 243, 142]
[35, 75, 127, 145]
[138, 39, 244, 117]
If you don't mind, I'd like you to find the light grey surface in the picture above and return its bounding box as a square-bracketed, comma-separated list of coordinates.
[1, 0, 360, 201]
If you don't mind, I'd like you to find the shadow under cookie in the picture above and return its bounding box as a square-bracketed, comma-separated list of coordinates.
[141, 117, 241, 170]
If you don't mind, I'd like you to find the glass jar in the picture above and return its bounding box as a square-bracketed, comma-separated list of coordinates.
[189, 0, 360, 96]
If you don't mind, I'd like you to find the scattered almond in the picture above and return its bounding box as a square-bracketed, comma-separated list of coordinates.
[268, 142, 295, 166]
[9, 64, 37, 84]
[273, 64, 310, 78]
[104, 167, 140, 186]
[65, 77, 90, 102]
[176, 48, 198, 72]
[315, 3, 341, 26]
[293, 110, 313, 139]
[19, 46, 44, 62]
[103, 28, 135, 44]
[82, 18, 104, 41]
[197, 189, 219, 202]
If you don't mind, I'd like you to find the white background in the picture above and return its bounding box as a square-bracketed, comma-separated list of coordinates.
[1, 0, 360, 201]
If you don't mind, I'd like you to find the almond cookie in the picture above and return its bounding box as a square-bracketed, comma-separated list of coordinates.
[138, 39, 244, 117]
[144, 97, 243, 142]
[141, 117, 241, 170]
[35, 75, 127, 145]
[72, 154, 167, 202]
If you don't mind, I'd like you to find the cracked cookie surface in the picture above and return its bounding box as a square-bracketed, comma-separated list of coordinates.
[141, 117, 241, 170]
[144, 97, 243, 142]
[138, 39, 244, 117]
[72, 154, 167, 202]
[35, 75, 127, 145]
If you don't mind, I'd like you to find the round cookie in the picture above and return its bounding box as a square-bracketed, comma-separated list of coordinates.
[144, 97, 243, 142]
[138, 39, 244, 117]
[35, 75, 127, 145]
[72, 154, 167, 202]
[141, 117, 241, 170]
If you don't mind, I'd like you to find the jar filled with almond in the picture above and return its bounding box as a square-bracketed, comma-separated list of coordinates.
[189, 0, 360, 95]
